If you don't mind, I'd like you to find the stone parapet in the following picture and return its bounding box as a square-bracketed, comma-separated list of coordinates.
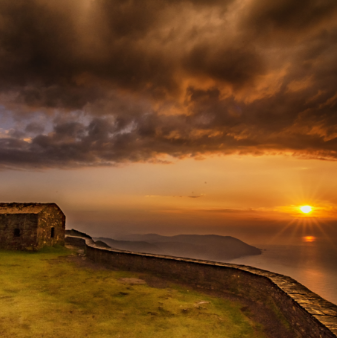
[65, 235, 337, 337]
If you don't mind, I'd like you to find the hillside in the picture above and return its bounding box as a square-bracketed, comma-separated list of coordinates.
[94, 238, 165, 254]
[96, 234, 261, 261]
[0, 246, 266, 338]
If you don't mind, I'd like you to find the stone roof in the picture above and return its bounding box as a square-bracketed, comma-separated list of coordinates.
[0, 203, 58, 214]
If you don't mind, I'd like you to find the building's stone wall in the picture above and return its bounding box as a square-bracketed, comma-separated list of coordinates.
[65, 235, 337, 338]
[37, 205, 65, 249]
[0, 203, 65, 250]
[0, 214, 38, 250]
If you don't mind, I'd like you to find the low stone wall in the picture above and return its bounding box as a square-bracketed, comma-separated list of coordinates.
[65, 235, 337, 338]
[65, 236, 87, 248]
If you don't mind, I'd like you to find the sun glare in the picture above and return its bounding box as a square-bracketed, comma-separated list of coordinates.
[300, 205, 312, 214]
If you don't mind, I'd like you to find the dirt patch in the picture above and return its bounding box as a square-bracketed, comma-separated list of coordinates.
[119, 278, 146, 285]
[140, 274, 171, 289]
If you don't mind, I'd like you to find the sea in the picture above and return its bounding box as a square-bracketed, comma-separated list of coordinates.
[226, 238, 337, 305]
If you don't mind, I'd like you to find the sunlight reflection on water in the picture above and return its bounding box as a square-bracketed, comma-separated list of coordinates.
[303, 235, 316, 242]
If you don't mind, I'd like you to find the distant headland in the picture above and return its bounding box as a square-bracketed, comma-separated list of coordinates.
[96, 233, 262, 261]
[66, 229, 261, 261]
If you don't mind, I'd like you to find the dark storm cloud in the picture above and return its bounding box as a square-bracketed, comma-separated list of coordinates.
[242, 0, 337, 40]
[0, 0, 337, 168]
[184, 43, 265, 87]
[0, 0, 233, 104]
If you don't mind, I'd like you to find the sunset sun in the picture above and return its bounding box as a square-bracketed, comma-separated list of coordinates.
[300, 205, 313, 214]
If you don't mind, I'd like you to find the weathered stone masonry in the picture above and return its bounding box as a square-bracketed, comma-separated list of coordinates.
[66, 235, 337, 338]
[0, 203, 65, 250]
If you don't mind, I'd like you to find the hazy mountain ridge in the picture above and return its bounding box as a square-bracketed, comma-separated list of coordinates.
[93, 238, 164, 254]
[95, 234, 261, 261]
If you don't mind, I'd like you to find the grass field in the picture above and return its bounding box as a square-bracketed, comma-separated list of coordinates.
[0, 246, 266, 338]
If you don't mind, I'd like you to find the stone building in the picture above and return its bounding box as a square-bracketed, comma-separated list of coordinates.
[0, 203, 65, 250]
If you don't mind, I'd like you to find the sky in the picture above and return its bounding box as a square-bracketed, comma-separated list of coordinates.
[1, 0, 337, 244]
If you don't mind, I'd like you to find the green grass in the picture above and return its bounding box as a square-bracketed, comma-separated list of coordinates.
[0, 247, 266, 338]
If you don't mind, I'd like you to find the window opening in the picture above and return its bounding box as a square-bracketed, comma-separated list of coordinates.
[51, 227, 55, 238]
[14, 228, 21, 237]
